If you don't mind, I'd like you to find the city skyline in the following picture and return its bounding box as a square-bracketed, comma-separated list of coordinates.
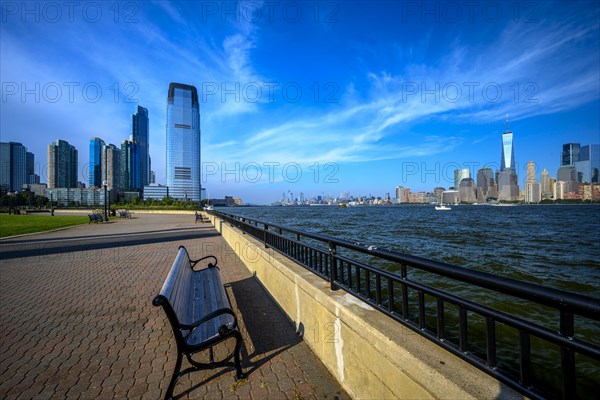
[1, 1, 599, 203]
[2, 122, 599, 205]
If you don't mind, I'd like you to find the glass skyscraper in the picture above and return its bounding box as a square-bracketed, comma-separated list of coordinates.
[501, 132, 516, 171]
[498, 121, 519, 201]
[132, 106, 149, 191]
[89, 137, 105, 187]
[0, 141, 27, 192]
[48, 139, 78, 188]
[166, 83, 201, 202]
[561, 143, 580, 166]
[121, 140, 134, 191]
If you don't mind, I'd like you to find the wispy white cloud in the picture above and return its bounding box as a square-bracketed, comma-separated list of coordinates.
[204, 12, 598, 170]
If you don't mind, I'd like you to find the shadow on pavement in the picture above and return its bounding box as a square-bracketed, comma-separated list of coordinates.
[230, 276, 302, 374]
[0, 231, 220, 260]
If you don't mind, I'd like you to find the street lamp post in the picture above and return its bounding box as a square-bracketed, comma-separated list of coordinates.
[50, 192, 54, 216]
[103, 181, 108, 220]
[103, 147, 109, 220]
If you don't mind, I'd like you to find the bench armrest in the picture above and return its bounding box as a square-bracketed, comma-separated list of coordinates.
[190, 255, 218, 270]
[181, 307, 238, 334]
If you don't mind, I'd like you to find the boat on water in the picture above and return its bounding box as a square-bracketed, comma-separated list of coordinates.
[204, 193, 214, 211]
[435, 195, 451, 210]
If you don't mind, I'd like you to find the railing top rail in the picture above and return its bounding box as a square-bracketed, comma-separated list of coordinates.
[213, 210, 600, 319]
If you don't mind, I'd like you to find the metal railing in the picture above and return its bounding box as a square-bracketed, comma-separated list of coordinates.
[210, 210, 600, 400]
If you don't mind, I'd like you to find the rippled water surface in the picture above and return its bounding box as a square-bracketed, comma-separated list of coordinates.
[227, 204, 600, 297]
[226, 204, 600, 396]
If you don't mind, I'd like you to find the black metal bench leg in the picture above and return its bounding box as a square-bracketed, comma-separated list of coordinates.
[233, 331, 244, 379]
[165, 352, 182, 400]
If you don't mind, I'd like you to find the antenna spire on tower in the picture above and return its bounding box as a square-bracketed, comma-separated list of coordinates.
[505, 113, 510, 132]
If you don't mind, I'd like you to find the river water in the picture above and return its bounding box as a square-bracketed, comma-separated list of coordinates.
[225, 204, 600, 396]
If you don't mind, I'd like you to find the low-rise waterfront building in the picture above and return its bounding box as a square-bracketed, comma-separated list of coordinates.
[45, 187, 108, 206]
[442, 190, 459, 204]
[143, 184, 169, 200]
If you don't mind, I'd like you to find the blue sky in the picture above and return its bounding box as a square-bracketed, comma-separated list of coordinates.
[1, 0, 599, 204]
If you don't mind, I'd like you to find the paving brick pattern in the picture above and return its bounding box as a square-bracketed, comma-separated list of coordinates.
[0, 214, 349, 399]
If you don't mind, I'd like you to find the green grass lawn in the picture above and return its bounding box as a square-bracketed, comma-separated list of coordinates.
[0, 214, 90, 238]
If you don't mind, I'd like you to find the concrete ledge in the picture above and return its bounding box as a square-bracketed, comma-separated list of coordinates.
[209, 214, 523, 400]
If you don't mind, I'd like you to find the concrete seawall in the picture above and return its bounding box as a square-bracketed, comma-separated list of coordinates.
[208, 213, 522, 399]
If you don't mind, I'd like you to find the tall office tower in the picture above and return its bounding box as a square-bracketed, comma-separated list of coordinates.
[0, 142, 27, 192]
[132, 106, 149, 191]
[561, 143, 580, 166]
[48, 140, 78, 188]
[121, 140, 134, 191]
[166, 83, 201, 201]
[540, 168, 552, 199]
[525, 182, 541, 203]
[524, 161, 541, 203]
[574, 144, 600, 183]
[526, 161, 536, 184]
[25, 151, 39, 184]
[89, 137, 105, 187]
[102, 144, 121, 191]
[458, 178, 477, 203]
[476, 167, 494, 199]
[498, 116, 519, 201]
[454, 168, 470, 190]
[557, 165, 579, 194]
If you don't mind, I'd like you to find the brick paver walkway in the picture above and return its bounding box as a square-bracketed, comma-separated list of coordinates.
[0, 214, 349, 399]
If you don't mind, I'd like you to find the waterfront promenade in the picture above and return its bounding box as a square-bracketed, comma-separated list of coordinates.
[0, 213, 349, 399]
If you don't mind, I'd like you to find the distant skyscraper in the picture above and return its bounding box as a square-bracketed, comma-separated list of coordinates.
[121, 140, 134, 191]
[48, 140, 78, 188]
[561, 143, 580, 166]
[498, 116, 519, 201]
[166, 83, 201, 202]
[501, 135, 516, 171]
[89, 137, 105, 188]
[102, 143, 121, 191]
[557, 165, 579, 195]
[476, 167, 496, 200]
[526, 161, 536, 184]
[525, 182, 541, 203]
[458, 178, 477, 203]
[557, 165, 577, 182]
[573, 144, 600, 183]
[524, 161, 540, 203]
[540, 168, 552, 199]
[454, 168, 470, 190]
[132, 106, 149, 191]
[25, 151, 39, 184]
[0, 142, 27, 192]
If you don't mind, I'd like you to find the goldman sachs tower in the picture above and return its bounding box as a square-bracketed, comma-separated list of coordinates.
[166, 83, 201, 202]
[497, 115, 519, 201]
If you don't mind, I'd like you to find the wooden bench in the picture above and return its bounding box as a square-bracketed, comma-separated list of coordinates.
[153, 246, 243, 399]
[88, 213, 104, 224]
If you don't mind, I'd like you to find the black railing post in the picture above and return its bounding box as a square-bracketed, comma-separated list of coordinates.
[328, 241, 338, 291]
[264, 224, 269, 249]
[560, 310, 576, 399]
